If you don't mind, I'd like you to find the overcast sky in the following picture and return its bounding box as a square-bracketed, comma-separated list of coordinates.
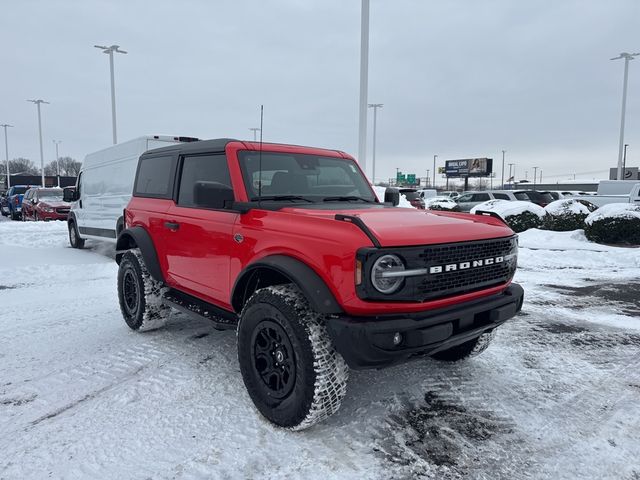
[1, 0, 639, 184]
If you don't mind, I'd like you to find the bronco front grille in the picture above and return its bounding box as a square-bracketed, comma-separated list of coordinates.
[356, 236, 517, 302]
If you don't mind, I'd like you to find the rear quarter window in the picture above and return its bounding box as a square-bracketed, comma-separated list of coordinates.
[134, 155, 177, 198]
[493, 193, 510, 200]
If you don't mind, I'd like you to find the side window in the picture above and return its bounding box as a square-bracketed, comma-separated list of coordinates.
[473, 193, 491, 202]
[457, 194, 473, 202]
[134, 156, 176, 198]
[493, 193, 510, 200]
[177, 154, 232, 208]
[514, 192, 529, 201]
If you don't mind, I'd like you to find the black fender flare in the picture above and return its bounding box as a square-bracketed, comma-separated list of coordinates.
[115, 226, 164, 283]
[231, 255, 343, 314]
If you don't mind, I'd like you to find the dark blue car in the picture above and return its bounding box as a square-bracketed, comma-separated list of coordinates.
[1, 185, 31, 220]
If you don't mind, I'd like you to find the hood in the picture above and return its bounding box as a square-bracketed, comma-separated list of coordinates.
[40, 200, 70, 208]
[281, 206, 514, 247]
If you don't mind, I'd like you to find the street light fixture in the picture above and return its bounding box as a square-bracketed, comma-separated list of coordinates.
[94, 44, 127, 144]
[611, 52, 639, 180]
[368, 103, 383, 184]
[249, 128, 261, 142]
[27, 99, 49, 187]
[53, 140, 62, 186]
[1, 124, 13, 188]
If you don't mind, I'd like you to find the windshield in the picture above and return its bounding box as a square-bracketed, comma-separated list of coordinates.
[238, 151, 376, 203]
[39, 189, 63, 200]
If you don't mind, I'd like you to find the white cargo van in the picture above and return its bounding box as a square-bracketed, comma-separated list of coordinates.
[66, 135, 197, 248]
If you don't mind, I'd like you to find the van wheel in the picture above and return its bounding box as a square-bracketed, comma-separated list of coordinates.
[117, 249, 170, 331]
[431, 330, 496, 362]
[237, 284, 349, 430]
[68, 221, 85, 248]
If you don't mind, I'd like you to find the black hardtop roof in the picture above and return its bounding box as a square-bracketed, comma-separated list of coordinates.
[142, 138, 349, 158]
[143, 138, 238, 156]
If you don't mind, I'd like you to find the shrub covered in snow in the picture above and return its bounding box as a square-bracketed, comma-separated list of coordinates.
[583, 203, 640, 245]
[425, 197, 460, 211]
[470, 200, 546, 233]
[542, 199, 591, 231]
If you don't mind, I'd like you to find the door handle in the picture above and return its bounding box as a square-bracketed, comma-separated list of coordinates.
[164, 221, 180, 231]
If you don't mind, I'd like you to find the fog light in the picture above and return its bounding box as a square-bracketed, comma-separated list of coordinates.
[393, 332, 402, 346]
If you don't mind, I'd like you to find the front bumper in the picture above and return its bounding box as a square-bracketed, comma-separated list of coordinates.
[325, 283, 524, 369]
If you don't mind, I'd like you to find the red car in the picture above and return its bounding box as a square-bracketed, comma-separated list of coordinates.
[114, 139, 523, 429]
[21, 188, 71, 221]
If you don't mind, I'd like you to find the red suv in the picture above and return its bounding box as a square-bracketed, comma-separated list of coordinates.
[21, 187, 71, 221]
[115, 139, 523, 430]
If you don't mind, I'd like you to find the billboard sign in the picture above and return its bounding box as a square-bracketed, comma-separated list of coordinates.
[445, 158, 493, 177]
[609, 167, 639, 180]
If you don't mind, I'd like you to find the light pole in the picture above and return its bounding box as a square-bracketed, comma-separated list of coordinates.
[508, 163, 515, 187]
[249, 128, 261, 141]
[95, 44, 127, 144]
[1, 124, 13, 189]
[358, 0, 370, 173]
[368, 103, 383, 183]
[433, 154, 438, 188]
[501, 150, 506, 188]
[27, 99, 49, 187]
[611, 52, 639, 180]
[53, 140, 62, 186]
[623, 143, 629, 175]
[533, 166, 539, 187]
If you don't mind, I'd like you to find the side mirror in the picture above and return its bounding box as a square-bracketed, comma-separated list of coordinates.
[384, 187, 400, 206]
[194, 181, 234, 209]
[63, 187, 78, 202]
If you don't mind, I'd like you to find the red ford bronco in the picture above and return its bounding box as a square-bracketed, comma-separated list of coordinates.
[115, 139, 523, 430]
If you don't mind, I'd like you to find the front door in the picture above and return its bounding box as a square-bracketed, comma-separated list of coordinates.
[162, 153, 238, 310]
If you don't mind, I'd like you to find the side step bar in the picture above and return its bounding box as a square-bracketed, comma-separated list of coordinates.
[163, 289, 238, 330]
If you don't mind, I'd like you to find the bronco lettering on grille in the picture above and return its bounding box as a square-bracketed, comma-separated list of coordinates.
[429, 256, 504, 274]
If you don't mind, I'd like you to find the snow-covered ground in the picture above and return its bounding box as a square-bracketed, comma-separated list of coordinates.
[1, 220, 639, 479]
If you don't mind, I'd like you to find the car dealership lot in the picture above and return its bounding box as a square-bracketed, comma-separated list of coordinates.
[0, 220, 639, 480]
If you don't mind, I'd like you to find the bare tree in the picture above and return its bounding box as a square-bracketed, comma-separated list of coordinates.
[44, 161, 58, 176]
[57, 157, 82, 176]
[1, 158, 40, 176]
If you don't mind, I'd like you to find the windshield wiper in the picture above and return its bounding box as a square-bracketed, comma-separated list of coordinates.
[322, 196, 375, 203]
[250, 195, 315, 203]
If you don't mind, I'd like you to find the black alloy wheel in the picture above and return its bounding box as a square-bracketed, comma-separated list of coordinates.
[122, 268, 141, 320]
[251, 320, 296, 399]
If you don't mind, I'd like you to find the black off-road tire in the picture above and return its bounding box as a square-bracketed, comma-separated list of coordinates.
[68, 220, 85, 249]
[117, 249, 171, 331]
[237, 284, 349, 430]
[11, 210, 20, 221]
[431, 330, 496, 362]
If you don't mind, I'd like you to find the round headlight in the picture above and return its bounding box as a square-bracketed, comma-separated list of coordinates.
[371, 254, 405, 294]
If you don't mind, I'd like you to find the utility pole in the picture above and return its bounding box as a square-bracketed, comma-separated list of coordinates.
[94, 44, 127, 144]
[611, 52, 639, 180]
[368, 103, 383, 184]
[433, 154, 438, 188]
[501, 150, 506, 188]
[533, 166, 539, 187]
[357, 0, 370, 173]
[27, 99, 49, 187]
[53, 140, 62, 187]
[1, 124, 13, 189]
[249, 128, 261, 141]
[623, 144, 629, 175]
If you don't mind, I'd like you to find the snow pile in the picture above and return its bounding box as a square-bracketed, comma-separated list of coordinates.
[471, 200, 546, 233]
[544, 199, 591, 216]
[584, 203, 640, 225]
[425, 197, 459, 211]
[584, 203, 640, 245]
[470, 199, 546, 218]
[372, 186, 414, 208]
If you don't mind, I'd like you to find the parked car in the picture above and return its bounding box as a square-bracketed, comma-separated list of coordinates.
[0, 193, 9, 217]
[21, 187, 70, 221]
[416, 188, 437, 200]
[3, 185, 32, 220]
[571, 182, 640, 208]
[400, 188, 426, 209]
[511, 190, 554, 207]
[65, 135, 198, 248]
[115, 138, 523, 430]
[547, 191, 565, 201]
[440, 190, 460, 199]
[455, 191, 502, 212]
